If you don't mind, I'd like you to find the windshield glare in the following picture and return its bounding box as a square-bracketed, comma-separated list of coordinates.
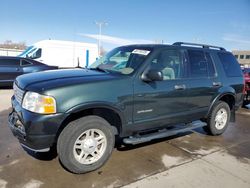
[18, 46, 35, 57]
[89, 47, 152, 75]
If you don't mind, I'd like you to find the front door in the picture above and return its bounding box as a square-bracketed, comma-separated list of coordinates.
[133, 49, 189, 132]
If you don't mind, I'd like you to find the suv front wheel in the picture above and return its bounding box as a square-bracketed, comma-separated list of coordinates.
[205, 101, 231, 135]
[57, 115, 115, 174]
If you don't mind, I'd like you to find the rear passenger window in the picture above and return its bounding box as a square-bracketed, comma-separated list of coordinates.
[218, 52, 242, 77]
[187, 50, 216, 78]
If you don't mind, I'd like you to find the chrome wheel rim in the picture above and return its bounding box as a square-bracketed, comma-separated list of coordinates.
[215, 108, 228, 130]
[73, 129, 107, 165]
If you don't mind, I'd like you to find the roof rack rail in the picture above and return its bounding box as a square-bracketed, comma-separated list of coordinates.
[172, 42, 226, 51]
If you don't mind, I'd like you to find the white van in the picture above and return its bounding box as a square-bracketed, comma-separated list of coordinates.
[18, 40, 98, 68]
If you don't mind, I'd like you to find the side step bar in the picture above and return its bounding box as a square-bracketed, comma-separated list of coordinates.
[123, 120, 206, 145]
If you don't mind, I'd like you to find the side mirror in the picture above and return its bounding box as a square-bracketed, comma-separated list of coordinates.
[142, 69, 163, 82]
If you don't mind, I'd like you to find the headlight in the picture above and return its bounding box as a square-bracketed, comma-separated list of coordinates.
[22, 91, 56, 114]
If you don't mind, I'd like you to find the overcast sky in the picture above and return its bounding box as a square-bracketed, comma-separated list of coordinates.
[1, 0, 250, 51]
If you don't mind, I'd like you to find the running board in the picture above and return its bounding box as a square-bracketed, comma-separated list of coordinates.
[123, 120, 206, 145]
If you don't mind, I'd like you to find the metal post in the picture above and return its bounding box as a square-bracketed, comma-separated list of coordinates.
[86, 50, 89, 67]
[95, 21, 108, 57]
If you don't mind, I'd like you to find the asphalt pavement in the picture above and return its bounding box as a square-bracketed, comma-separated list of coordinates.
[0, 89, 250, 188]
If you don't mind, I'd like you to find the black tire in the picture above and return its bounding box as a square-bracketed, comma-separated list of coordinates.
[57, 115, 115, 174]
[204, 101, 231, 135]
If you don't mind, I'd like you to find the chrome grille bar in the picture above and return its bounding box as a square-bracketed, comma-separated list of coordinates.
[13, 83, 25, 105]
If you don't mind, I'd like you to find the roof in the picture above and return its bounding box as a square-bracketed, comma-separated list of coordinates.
[0, 56, 42, 64]
[0, 56, 23, 59]
[120, 42, 227, 52]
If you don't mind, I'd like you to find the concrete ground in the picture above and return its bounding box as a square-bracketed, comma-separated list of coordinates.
[0, 89, 250, 188]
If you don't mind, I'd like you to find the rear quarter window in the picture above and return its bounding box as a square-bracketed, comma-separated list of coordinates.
[218, 52, 242, 77]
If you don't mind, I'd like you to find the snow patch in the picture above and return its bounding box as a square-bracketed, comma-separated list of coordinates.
[138, 174, 148, 180]
[161, 155, 187, 168]
[22, 179, 44, 188]
[0, 179, 8, 188]
[9, 159, 19, 166]
[105, 180, 121, 188]
[182, 140, 190, 144]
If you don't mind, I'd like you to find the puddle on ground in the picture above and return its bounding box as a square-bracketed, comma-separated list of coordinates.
[226, 141, 250, 164]
[179, 146, 221, 156]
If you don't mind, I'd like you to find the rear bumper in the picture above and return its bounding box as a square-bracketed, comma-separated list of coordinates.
[8, 96, 66, 152]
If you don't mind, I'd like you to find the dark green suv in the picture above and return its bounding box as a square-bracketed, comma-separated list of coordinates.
[8, 42, 244, 173]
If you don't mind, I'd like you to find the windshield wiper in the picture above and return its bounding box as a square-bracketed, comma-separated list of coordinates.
[89, 67, 109, 73]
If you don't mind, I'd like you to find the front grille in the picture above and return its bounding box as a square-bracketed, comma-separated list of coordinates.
[13, 83, 25, 105]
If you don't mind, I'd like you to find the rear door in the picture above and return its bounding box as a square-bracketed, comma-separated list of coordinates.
[184, 49, 221, 119]
[0, 58, 22, 82]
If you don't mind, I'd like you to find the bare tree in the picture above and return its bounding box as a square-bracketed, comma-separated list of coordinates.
[0, 40, 27, 50]
[100, 46, 107, 56]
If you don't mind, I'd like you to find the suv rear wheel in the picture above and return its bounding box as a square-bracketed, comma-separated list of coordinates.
[57, 115, 115, 174]
[205, 101, 231, 135]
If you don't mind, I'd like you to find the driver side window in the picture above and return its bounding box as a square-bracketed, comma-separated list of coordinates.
[150, 49, 184, 80]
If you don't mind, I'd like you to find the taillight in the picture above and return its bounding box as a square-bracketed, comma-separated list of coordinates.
[243, 79, 246, 94]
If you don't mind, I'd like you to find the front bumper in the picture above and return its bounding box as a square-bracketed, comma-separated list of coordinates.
[8, 96, 66, 152]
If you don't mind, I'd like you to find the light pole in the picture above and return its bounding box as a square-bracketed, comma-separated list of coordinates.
[95, 21, 108, 57]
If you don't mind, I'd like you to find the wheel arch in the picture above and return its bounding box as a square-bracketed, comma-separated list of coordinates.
[206, 92, 236, 120]
[56, 102, 125, 141]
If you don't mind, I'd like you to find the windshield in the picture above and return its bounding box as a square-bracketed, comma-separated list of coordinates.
[18, 46, 34, 57]
[89, 46, 152, 75]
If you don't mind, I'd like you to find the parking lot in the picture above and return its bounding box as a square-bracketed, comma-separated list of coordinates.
[0, 89, 250, 188]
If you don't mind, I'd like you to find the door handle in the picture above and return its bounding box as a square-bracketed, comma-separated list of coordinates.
[212, 82, 222, 87]
[174, 84, 186, 90]
[137, 94, 145, 97]
[15, 68, 20, 71]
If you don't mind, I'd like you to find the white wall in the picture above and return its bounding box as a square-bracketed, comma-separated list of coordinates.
[0, 48, 23, 56]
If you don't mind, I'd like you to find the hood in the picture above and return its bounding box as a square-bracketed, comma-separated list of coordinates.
[16, 68, 114, 90]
